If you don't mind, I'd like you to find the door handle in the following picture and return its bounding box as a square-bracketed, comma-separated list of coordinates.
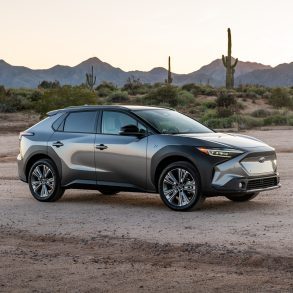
[52, 141, 64, 148]
[96, 144, 108, 150]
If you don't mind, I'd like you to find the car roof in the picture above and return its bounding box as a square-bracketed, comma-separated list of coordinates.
[47, 105, 173, 116]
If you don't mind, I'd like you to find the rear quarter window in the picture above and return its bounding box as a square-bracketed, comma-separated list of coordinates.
[52, 113, 67, 131]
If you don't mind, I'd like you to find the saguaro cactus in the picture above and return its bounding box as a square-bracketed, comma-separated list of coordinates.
[222, 28, 238, 88]
[165, 56, 173, 84]
[86, 66, 96, 90]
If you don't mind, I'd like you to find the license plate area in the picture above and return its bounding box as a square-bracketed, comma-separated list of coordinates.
[241, 156, 275, 175]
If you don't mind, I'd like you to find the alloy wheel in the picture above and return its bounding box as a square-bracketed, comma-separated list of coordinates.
[31, 164, 55, 198]
[162, 168, 198, 207]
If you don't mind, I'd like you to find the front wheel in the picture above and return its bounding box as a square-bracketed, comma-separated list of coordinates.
[158, 161, 205, 211]
[225, 192, 259, 202]
[28, 159, 64, 202]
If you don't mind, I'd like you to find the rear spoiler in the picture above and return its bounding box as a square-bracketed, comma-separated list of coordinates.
[47, 105, 91, 116]
[47, 109, 63, 116]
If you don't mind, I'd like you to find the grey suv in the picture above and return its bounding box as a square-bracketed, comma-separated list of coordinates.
[17, 105, 280, 211]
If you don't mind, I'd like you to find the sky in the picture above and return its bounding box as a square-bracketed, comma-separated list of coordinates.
[1, 0, 293, 73]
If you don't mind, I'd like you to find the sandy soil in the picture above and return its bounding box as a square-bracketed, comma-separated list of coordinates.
[0, 129, 292, 292]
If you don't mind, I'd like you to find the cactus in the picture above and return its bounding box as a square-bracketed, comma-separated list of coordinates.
[222, 28, 238, 88]
[85, 66, 96, 90]
[165, 56, 173, 84]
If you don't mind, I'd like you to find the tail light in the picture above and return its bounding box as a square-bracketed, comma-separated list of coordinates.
[19, 131, 34, 140]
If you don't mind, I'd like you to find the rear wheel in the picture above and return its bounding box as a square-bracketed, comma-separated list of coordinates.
[158, 161, 205, 211]
[98, 188, 119, 195]
[225, 192, 259, 202]
[28, 159, 64, 202]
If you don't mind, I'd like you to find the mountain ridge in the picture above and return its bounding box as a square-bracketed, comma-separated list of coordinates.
[0, 57, 291, 88]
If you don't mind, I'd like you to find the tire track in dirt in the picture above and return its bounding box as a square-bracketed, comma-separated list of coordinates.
[0, 227, 293, 292]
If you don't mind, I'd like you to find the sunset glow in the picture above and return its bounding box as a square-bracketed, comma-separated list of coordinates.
[1, 0, 293, 73]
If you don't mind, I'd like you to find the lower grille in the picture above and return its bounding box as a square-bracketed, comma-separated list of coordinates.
[247, 176, 278, 190]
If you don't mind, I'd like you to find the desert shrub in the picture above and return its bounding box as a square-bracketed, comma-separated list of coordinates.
[216, 92, 237, 108]
[198, 85, 217, 96]
[237, 116, 264, 129]
[263, 91, 272, 99]
[263, 114, 289, 126]
[107, 91, 129, 103]
[145, 85, 178, 107]
[132, 95, 145, 105]
[202, 115, 264, 130]
[38, 80, 61, 89]
[237, 101, 245, 110]
[0, 88, 33, 112]
[181, 84, 195, 92]
[201, 100, 217, 109]
[216, 88, 238, 97]
[288, 117, 293, 126]
[268, 88, 292, 108]
[251, 109, 271, 118]
[152, 82, 165, 89]
[177, 90, 194, 106]
[237, 85, 268, 96]
[200, 109, 218, 121]
[0, 94, 24, 112]
[29, 91, 42, 102]
[0, 85, 6, 96]
[189, 107, 200, 115]
[122, 76, 145, 95]
[96, 82, 116, 97]
[181, 84, 217, 96]
[33, 86, 97, 116]
[201, 117, 234, 129]
[217, 107, 234, 117]
[216, 92, 237, 117]
[0, 104, 13, 112]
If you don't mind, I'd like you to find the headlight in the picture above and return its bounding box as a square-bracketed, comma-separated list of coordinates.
[197, 147, 243, 158]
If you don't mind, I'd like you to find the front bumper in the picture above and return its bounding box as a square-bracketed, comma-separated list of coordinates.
[211, 149, 281, 194]
[213, 174, 281, 194]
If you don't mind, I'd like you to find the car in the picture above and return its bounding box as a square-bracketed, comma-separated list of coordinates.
[17, 105, 280, 211]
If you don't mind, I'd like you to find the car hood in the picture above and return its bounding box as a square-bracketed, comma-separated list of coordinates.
[176, 132, 272, 150]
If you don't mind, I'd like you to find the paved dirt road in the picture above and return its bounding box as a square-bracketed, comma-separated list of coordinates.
[0, 130, 292, 292]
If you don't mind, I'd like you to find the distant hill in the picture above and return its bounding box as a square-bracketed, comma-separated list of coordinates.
[0, 56, 290, 88]
[235, 62, 293, 87]
[175, 59, 271, 87]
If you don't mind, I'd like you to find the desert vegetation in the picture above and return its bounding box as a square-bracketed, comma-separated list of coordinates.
[0, 82, 293, 130]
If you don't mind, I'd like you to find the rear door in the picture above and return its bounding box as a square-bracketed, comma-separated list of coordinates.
[94, 110, 148, 190]
[48, 110, 98, 187]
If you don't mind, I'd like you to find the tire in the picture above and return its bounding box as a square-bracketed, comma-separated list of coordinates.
[158, 161, 205, 211]
[98, 188, 119, 195]
[28, 159, 64, 202]
[225, 192, 259, 202]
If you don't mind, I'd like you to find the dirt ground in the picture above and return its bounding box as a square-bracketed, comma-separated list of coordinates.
[0, 126, 292, 292]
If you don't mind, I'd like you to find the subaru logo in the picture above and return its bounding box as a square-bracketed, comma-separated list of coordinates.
[258, 157, 266, 163]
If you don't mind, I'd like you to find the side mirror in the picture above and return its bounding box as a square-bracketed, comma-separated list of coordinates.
[119, 124, 145, 137]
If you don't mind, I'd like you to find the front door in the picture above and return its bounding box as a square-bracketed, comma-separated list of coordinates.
[95, 110, 148, 190]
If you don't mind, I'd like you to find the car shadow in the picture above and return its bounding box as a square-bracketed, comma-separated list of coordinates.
[202, 197, 274, 213]
[60, 191, 164, 209]
[58, 191, 276, 213]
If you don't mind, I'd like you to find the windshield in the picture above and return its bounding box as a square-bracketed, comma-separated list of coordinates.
[134, 109, 213, 134]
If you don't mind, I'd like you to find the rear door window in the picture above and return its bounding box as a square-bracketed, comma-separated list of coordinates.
[63, 111, 97, 133]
